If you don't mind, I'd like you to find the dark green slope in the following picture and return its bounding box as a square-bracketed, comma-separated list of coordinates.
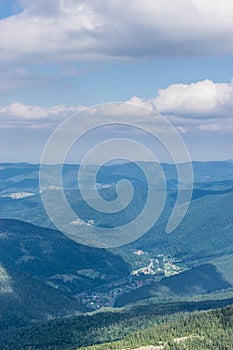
[0, 266, 86, 330]
[0, 219, 131, 331]
[125, 189, 233, 262]
[0, 219, 130, 295]
[114, 189, 233, 307]
[1, 297, 233, 350]
[80, 304, 233, 349]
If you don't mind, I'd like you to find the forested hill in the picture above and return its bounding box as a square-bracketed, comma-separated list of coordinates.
[1, 296, 233, 349]
[81, 304, 233, 350]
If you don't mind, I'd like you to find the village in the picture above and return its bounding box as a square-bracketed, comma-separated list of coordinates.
[76, 252, 184, 310]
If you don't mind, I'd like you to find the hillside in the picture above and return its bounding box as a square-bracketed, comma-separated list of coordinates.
[113, 188, 233, 306]
[114, 264, 232, 307]
[0, 264, 86, 330]
[1, 296, 233, 349]
[79, 304, 233, 350]
[118, 188, 233, 263]
[0, 219, 130, 296]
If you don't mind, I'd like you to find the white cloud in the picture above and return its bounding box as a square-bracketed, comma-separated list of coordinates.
[0, 102, 86, 129]
[1, 79, 233, 132]
[198, 120, 233, 131]
[154, 80, 233, 131]
[128, 79, 233, 132]
[127, 96, 154, 111]
[153, 80, 233, 118]
[1, 0, 233, 63]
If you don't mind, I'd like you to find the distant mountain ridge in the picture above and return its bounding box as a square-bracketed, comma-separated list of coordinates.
[1, 160, 233, 194]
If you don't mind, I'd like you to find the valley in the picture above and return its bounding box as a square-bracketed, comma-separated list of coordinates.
[77, 253, 184, 310]
[0, 161, 233, 349]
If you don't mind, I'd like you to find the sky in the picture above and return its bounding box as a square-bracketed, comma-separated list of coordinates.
[0, 0, 233, 163]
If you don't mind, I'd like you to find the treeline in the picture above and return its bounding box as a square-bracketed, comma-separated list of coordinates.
[80, 305, 233, 349]
[1, 297, 233, 349]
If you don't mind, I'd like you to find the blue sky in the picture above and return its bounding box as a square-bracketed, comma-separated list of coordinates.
[0, 0, 233, 162]
[0, 0, 22, 19]
[2, 57, 233, 107]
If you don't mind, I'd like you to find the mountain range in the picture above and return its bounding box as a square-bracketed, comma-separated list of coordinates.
[0, 161, 233, 348]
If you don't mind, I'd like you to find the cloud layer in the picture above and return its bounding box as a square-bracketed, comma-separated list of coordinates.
[0, 102, 85, 129]
[1, 0, 233, 63]
[1, 80, 233, 132]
